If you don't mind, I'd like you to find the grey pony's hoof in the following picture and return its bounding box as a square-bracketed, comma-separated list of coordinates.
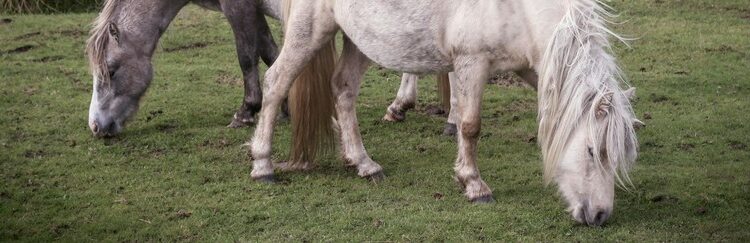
[443, 123, 457, 136]
[365, 171, 385, 183]
[470, 195, 495, 204]
[253, 175, 277, 184]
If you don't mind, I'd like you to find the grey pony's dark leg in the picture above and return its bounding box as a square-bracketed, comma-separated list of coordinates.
[219, 0, 273, 128]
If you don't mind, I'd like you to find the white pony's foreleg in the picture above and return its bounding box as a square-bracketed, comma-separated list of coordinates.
[249, 1, 337, 182]
[453, 57, 493, 203]
[334, 37, 384, 180]
[383, 73, 419, 122]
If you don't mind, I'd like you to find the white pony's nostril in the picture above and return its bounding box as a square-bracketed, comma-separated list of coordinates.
[92, 121, 100, 133]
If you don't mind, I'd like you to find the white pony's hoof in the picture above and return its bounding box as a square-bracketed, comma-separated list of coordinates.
[365, 170, 385, 183]
[470, 195, 495, 204]
[253, 174, 277, 184]
[383, 109, 405, 122]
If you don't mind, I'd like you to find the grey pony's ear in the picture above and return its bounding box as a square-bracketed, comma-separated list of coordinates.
[595, 92, 614, 119]
[108, 21, 120, 43]
[623, 87, 636, 101]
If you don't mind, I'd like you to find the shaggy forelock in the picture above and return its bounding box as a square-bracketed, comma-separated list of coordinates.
[86, 0, 118, 86]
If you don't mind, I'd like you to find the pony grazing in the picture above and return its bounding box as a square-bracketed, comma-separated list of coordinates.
[250, 0, 641, 226]
[86, 0, 282, 137]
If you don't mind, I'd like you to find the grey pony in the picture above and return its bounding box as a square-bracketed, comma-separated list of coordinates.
[86, 0, 282, 137]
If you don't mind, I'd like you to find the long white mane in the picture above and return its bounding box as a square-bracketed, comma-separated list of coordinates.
[537, 0, 638, 186]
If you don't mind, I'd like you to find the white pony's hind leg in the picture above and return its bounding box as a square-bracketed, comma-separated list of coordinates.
[443, 72, 460, 136]
[383, 73, 419, 122]
[249, 1, 337, 182]
[452, 57, 493, 202]
[334, 37, 384, 181]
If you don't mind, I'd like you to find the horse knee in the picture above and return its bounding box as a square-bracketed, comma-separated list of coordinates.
[460, 120, 481, 139]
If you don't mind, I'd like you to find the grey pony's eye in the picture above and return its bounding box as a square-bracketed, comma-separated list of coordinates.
[587, 147, 594, 157]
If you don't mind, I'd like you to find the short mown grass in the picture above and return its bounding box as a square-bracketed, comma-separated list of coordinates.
[1, 0, 749, 241]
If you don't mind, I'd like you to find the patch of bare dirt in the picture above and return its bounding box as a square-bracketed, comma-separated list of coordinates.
[163, 42, 210, 52]
[422, 104, 446, 116]
[728, 140, 747, 150]
[156, 123, 178, 133]
[13, 31, 41, 40]
[215, 72, 242, 86]
[145, 110, 164, 122]
[32, 56, 64, 63]
[50, 29, 86, 37]
[174, 209, 192, 219]
[650, 194, 679, 203]
[2, 45, 35, 55]
[488, 72, 530, 88]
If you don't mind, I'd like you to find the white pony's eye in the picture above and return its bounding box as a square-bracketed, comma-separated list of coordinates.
[587, 147, 594, 157]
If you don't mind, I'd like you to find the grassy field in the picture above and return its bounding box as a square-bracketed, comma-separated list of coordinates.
[1, 0, 749, 241]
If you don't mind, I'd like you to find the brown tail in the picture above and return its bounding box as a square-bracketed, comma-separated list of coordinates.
[436, 73, 451, 113]
[283, 0, 337, 165]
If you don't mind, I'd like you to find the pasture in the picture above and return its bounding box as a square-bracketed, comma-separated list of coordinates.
[1, 0, 749, 241]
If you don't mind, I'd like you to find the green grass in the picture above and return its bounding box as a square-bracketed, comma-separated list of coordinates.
[1, 1, 749, 241]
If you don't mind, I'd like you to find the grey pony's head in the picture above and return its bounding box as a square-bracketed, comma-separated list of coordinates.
[86, 3, 154, 137]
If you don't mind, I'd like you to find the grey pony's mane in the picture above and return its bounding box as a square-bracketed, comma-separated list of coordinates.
[86, 0, 118, 85]
[537, 0, 638, 187]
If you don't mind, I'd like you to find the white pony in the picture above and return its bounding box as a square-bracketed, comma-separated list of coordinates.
[251, 0, 641, 226]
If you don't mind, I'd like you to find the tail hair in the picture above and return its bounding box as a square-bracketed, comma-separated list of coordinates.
[283, 0, 338, 165]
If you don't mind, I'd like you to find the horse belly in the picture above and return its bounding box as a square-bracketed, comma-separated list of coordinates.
[335, 0, 452, 73]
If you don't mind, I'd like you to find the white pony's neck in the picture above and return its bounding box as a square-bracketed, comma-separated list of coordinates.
[537, 0, 637, 186]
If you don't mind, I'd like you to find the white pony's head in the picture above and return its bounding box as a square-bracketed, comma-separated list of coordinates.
[537, 0, 642, 226]
[547, 87, 641, 226]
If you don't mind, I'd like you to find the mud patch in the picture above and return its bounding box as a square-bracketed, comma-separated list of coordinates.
[728, 140, 747, 150]
[22, 86, 39, 96]
[145, 110, 164, 122]
[2, 45, 35, 55]
[199, 138, 232, 148]
[50, 29, 86, 37]
[677, 142, 695, 151]
[488, 72, 530, 88]
[650, 194, 679, 203]
[422, 104, 446, 116]
[13, 31, 41, 40]
[164, 42, 210, 52]
[156, 123, 178, 133]
[50, 223, 70, 237]
[1, 18, 12, 25]
[23, 149, 49, 159]
[215, 72, 242, 86]
[173, 209, 192, 220]
[32, 56, 64, 63]
[649, 94, 671, 103]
